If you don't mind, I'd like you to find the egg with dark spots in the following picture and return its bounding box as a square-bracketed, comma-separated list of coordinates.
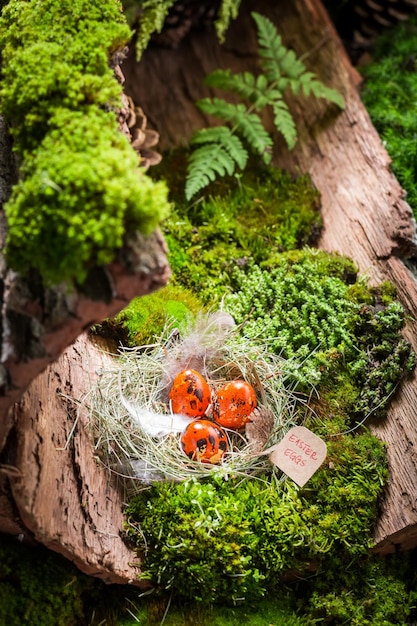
[180, 419, 228, 464]
[213, 380, 257, 430]
[169, 369, 211, 418]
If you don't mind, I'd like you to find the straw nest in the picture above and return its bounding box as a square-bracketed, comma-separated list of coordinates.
[87, 312, 307, 491]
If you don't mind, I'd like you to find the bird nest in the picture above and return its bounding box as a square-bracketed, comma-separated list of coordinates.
[87, 312, 307, 491]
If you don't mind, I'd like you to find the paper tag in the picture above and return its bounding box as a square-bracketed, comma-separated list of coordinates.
[269, 426, 327, 487]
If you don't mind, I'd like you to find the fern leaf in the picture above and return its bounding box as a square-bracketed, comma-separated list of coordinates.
[251, 11, 282, 58]
[205, 69, 254, 97]
[202, 74, 270, 110]
[186, 127, 248, 199]
[278, 49, 306, 81]
[197, 97, 241, 122]
[252, 12, 305, 84]
[251, 11, 344, 110]
[299, 73, 345, 109]
[185, 145, 233, 199]
[197, 98, 273, 162]
[232, 106, 273, 163]
[191, 126, 248, 170]
[271, 101, 297, 149]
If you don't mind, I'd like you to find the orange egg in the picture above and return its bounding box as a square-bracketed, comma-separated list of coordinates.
[213, 380, 257, 430]
[169, 369, 211, 418]
[180, 419, 228, 464]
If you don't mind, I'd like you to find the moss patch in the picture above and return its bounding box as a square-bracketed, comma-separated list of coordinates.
[0, 535, 136, 626]
[225, 251, 414, 421]
[360, 17, 417, 219]
[94, 283, 204, 348]
[125, 425, 388, 606]
[120, 592, 304, 625]
[0, 0, 170, 284]
[0, 0, 129, 152]
[161, 160, 322, 305]
[4, 106, 169, 284]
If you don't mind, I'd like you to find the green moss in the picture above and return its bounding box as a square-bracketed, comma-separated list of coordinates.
[0, 534, 135, 625]
[0, 0, 130, 152]
[125, 425, 388, 606]
[113, 283, 204, 346]
[305, 554, 417, 625]
[120, 593, 303, 625]
[224, 251, 414, 422]
[162, 163, 322, 304]
[4, 106, 169, 284]
[360, 17, 417, 219]
[226, 251, 358, 370]
[0, 0, 171, 285]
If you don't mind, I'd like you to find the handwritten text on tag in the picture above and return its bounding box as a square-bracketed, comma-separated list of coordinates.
[269, 426, 327, 487]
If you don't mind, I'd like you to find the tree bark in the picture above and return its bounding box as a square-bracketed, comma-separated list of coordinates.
[122, 0, 417, 553]
[2, 333, 147, 585]
[1, 104, 169, 583]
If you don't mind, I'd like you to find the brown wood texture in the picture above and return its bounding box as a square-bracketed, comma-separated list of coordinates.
[123, 0, 417, 552]
[5, 333, 146, 586]
[0, 228, 171, 449]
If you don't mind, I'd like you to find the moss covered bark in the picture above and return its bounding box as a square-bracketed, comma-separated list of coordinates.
[0, 0, 170, 284]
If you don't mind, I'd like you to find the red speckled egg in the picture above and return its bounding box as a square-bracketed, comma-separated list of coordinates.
[180, 419, 228, 464]
[213, 380, 257, 429]
[169, 369, 211, 418]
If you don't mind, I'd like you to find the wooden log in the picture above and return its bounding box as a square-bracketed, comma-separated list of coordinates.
[122, 0, 417, 552]
[0, 78, 170, 584]
[3, 333, 146, 586]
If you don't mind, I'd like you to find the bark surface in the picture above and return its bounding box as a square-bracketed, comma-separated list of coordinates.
[4, 334, 146, 585]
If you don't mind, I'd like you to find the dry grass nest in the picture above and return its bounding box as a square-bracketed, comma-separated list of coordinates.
[86, 312, 308, 491]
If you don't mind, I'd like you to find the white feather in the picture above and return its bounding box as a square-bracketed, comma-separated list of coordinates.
[119, 391, 193, 437]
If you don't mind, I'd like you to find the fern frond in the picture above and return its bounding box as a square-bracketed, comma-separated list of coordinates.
[205, 70, 271, 110]
[197, 98, 273, 162]
[298, 73, 345, 109]
[271, 101, 297, 150]
[252, 11, 344, 110]
[185, 127, 248, 199]
[214, 0, 242, 43]
[252, 12, 305, 84]
[232, 106, 273, 162]
[197, 97, 243, 122]
[191, 126, 248, 170]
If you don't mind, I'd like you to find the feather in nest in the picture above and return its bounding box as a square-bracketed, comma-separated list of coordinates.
[159, 310, 236, 400]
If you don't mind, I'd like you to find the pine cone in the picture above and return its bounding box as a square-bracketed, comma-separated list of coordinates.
[325, 0, 417, 60]
[130, 105, 162, 170]
[114, 67, 162, 170]
[352, 0, 417, 47]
